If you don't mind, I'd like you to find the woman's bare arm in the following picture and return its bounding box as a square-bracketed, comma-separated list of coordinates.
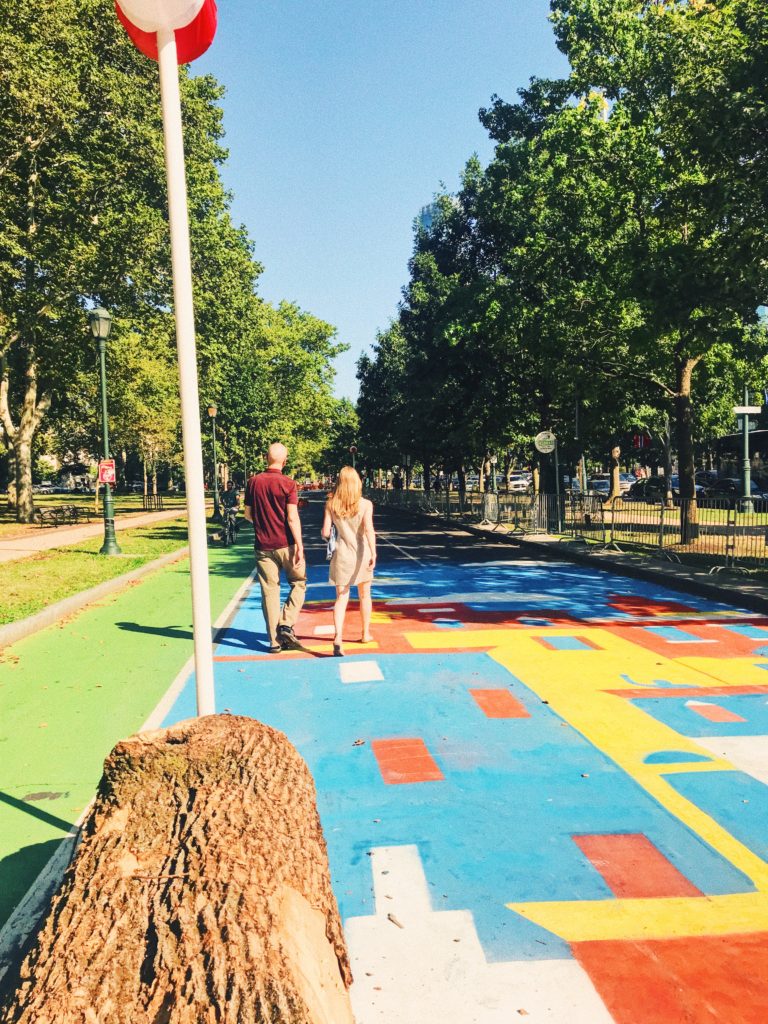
[363, 500, 376, 568]
[321, 504, 332, 540]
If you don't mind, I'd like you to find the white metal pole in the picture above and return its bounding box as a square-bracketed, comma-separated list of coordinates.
[157, 26, 215, 717]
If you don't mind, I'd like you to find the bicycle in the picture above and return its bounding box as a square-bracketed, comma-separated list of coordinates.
[221, 506, 239, 547]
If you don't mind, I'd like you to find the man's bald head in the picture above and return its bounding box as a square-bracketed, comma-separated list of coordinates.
[267, 442, 288, 469]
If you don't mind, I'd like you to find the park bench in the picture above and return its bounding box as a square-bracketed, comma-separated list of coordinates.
[35, 504, 93, 528]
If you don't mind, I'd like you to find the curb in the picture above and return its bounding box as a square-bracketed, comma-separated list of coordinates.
[0, 547, 190, 650]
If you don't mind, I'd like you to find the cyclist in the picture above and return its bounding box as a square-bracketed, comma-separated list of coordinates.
[221, 480, 240, 544]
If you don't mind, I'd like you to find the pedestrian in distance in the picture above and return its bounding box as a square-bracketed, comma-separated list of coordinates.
[321, 466, 377, 657]
[244, 442, 306, 653]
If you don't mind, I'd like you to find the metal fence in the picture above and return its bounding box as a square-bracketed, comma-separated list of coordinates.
[368, 488, 768, 571]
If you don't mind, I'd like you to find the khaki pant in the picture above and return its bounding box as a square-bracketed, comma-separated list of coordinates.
[255, 546, 307, 646]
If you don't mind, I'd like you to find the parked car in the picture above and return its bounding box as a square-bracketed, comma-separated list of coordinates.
[508, 474, 531, 494]
[702, 478, 768, 507]
[587, 478, 611, 500]
[695, 469, 719, 488]
[618, 473, 636, 494]
[626, 475, 705, 504]
[33, 480, 55, 494]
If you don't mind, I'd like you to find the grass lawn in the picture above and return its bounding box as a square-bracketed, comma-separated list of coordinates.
[0, 493, 190, 540]
[0, 517, 191, 625]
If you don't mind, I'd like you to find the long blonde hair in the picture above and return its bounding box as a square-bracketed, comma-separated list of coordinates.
[328, 466, 362, 519]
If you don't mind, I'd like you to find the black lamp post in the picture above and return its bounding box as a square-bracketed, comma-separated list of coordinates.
[207, 404, 221, 519]
[349, 444, 358, 470]
[490, 454, 498, 494]
[88, 306, 121, 556]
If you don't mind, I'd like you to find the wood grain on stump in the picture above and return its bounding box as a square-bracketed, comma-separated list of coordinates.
[1, 715, 353, 1024]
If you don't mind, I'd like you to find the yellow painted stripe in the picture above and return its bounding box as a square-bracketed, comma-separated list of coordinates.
[507, 892, 768, 942]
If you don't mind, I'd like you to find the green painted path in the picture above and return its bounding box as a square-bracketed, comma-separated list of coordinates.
[0, 537, 254, 927]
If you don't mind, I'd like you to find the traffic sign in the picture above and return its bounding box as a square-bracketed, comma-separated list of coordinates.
[734, 405, 761, 415]
[98, 459, 116, 485]
[534, 430, 556, 455]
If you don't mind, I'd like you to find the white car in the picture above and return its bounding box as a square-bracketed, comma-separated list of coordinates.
[508, 474, 531, 494]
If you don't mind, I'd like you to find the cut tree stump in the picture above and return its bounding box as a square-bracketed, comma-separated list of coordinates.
[0, 715, 353, 1024]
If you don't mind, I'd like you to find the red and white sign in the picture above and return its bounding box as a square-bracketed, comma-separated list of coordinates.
[115, 0, 217, 62]
[98, 459, 117, 485]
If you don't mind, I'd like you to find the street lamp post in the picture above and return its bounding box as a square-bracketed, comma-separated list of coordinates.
[89, 307, 122, 556]
[349, 444, 358, 470]
[490, 455, 498, 494]
[741, 384, 754, 513]
[207, 405, 221, 519]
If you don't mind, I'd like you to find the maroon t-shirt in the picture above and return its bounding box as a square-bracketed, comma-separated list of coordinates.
[246, 469, 298, 550]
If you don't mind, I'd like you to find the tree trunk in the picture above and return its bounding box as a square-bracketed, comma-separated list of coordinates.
[142, 459, 148, 497]
[662, 412, 674, 509]
[423, 459, 431, 494]
[152, 465, 158, 497]
[5, 442, 17, 510]
[0, 716, 353, 1024]
[1, 352, 50, 522]
[675, 357, 699, 542]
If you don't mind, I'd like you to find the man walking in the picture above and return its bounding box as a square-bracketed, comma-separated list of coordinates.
[244, 443, 306, 652]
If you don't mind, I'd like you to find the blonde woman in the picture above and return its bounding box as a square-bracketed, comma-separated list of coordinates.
[321, 467, 377, 656]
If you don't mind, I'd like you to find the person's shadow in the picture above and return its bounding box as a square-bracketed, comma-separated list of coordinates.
[115, 622, 271, 652]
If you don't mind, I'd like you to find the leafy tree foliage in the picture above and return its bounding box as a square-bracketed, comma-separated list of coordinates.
[357, 0, 768, 515]
[0, 0, 341, 517]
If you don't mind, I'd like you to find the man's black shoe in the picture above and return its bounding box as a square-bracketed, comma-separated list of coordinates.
[267, 644, 282, 654]
[277, 625, 302, 651]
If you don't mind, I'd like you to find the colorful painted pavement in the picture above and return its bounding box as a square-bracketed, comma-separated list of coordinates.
[164, 548, 768, 1023]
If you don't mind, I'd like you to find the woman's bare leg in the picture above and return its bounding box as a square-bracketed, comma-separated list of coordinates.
[334, 585, 351, 651]
[359, 581, 373, 641]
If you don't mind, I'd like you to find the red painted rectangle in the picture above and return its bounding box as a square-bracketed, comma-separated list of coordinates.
[689, 704, 746, 724]
[371, 738, 444, 784]
[470, 689, 530, 719]
[608, 595, 695, 617]
[574, 833, 702, 898]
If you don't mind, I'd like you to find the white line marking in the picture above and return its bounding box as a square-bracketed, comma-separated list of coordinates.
[339, 660, 384, 684]
[345, 845, 613, 1023]
[378, 532, 424, 565]
[313, 624, 336, 636]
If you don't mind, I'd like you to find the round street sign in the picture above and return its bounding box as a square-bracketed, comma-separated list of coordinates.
[534, 430, 557, 454]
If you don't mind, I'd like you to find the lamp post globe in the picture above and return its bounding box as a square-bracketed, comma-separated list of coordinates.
[207, 404, 221, 520]
[89, 307, 121, 555]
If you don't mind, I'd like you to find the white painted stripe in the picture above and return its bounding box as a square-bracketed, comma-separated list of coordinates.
[378, 533, 423, 565]
[313, 624, 335, 636]
[141, 567, 257, 732]
[339, 660, 384, 684]
[417, 607, 456, 613]
[345, 845, 613, 1023]
[694, 735, 768, 786]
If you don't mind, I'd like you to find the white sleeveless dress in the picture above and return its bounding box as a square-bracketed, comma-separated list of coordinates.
[329, 500, 374, 587]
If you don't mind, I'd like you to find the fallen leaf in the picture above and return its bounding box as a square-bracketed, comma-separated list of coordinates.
[387, 913, 404, 929]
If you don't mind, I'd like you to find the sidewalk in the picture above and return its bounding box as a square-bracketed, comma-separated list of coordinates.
[0, 507, 186, 564]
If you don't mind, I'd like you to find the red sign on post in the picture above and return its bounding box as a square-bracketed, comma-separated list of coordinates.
[98, 459, 116, 485]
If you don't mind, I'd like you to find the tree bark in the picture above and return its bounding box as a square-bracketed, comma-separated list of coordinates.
[0, 716, 353, 1024]
[0, 351, 50, 523]
[675, 356, 699, 542]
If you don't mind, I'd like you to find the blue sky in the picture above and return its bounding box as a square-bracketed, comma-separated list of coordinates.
[194, 1, 569, 398]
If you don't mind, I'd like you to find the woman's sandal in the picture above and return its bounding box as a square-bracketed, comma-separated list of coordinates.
[332, 643, 345, 657]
